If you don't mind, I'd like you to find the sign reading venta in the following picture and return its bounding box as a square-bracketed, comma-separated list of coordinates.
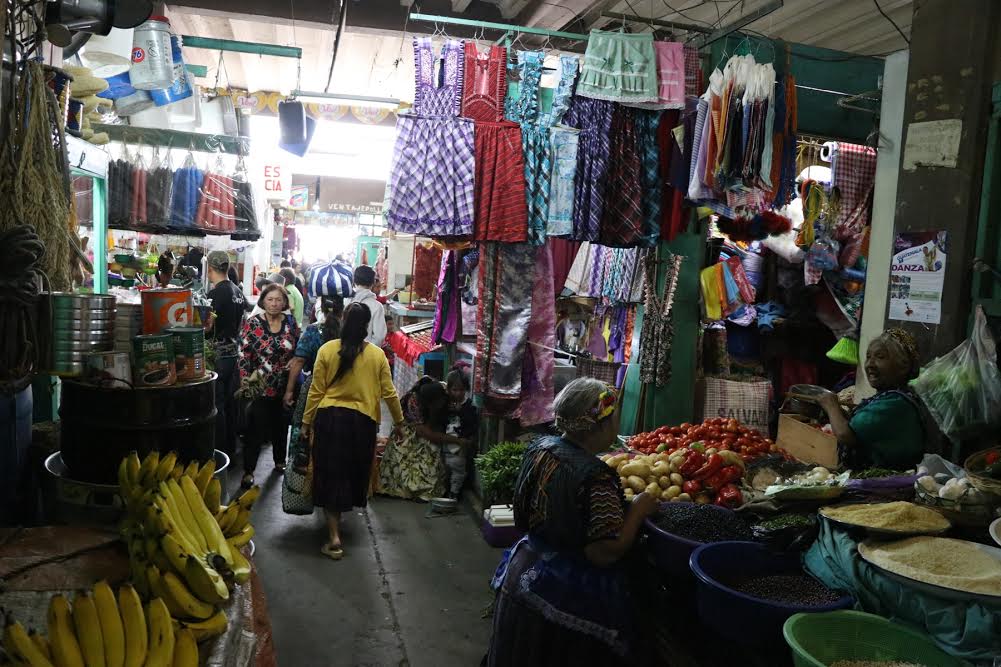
[260, 162, 291, 200]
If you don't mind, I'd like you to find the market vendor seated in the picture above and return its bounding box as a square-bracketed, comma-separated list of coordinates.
[818, 329, 925, 470]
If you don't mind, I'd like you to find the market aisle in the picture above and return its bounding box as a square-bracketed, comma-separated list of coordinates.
[227, 451, 501, 667]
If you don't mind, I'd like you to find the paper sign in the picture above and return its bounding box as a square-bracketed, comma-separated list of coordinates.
[260, 162, 291, 200]
[888, 231, 948, 324]
[903, 119, 962, 170]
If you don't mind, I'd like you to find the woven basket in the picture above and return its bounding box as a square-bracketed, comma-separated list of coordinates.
[964, 446, 1001, 497]
[575, 357, 620, 385]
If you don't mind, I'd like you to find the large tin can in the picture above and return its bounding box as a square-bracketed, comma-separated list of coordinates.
[141, 287, 192, 333]
[132, 334, 176, 386]
[166, 326, 205, 381]
[130, 17, 173, 90]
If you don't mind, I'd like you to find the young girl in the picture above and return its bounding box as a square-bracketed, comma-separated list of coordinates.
[443, 365, 478, 500]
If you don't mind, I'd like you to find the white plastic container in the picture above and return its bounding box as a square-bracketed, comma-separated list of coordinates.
[150, 34, 193, 107]
[115, 89, 153, 116]
[130, 17, 173, 90]
[80, 27, 134, 77]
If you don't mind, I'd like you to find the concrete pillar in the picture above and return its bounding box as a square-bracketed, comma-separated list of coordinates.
[888, 0, 1001, 357]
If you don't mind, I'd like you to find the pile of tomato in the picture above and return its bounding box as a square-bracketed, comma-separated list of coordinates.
[629, 417, 779, 460]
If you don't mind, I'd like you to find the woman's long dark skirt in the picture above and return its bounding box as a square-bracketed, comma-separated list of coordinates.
[311, 406, 377, 512]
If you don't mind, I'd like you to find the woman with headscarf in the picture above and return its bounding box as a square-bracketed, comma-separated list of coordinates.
[818, 328, 926, 469]
[486, 378, 658, 667]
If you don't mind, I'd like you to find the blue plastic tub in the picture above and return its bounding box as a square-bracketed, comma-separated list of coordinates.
[643, 503, 736, 580]
[689, 541, 853, 645]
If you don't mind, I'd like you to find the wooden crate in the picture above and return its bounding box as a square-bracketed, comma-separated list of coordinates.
[776, 413, 839, 468]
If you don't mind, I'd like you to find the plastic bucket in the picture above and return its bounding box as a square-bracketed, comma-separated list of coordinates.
[689, 541, 853, 645]
[130, 17, 173, 90]
[141, 287, 192, 333]
[80, 27, 134, 77]
[643, 504, 736, 581]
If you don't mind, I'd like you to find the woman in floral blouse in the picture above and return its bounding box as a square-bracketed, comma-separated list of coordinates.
[239, 283, 301, 488]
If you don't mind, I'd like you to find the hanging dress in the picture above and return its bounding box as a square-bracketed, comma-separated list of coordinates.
[639, 252, 684, 387]
[385, 38, 475, 237]
[505, 50, 578, 247]
[564, 96, 615, 242]
[461, 43, 529, 243]
[547, 55, 581, 237]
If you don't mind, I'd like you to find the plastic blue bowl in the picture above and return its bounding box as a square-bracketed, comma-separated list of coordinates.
[689, 541, 853, 645]
[643, 503, 736, 580]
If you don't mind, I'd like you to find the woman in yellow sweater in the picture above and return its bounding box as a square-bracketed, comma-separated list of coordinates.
[302, 303, 404, 560]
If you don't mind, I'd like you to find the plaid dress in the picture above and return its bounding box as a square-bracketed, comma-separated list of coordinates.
[385, 38, 475, 237]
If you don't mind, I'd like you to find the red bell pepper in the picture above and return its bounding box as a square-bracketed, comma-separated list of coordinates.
[682, 480, 703, 495]
[715, 484, 742, 509]
[678, 451, 706, 478]
[721, 465, 743, 485]
[703, 469, 729, 491]
[692, 453, 724, 481]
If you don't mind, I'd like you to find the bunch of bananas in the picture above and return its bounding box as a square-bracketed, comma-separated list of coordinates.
[0, 580, 199, 667]
[117, 451, 259, 642]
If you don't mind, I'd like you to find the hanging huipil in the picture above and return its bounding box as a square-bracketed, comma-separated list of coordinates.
[461, 43, 528, 242]
[564, 96, 614, 242]
[639, 252, 684, 387]
[385, 38, 474, 237]
[505, 50, 578, 246]
[519, 243, 556, 426]
[546, 55, 580, 237]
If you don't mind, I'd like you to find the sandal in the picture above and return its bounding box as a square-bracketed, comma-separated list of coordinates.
[274, 463, 286, 474]
[240, 473, 255, 489]
[321, 544, 344, 560]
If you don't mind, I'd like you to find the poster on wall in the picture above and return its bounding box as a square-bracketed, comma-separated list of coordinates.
[889, 231, 948, 324]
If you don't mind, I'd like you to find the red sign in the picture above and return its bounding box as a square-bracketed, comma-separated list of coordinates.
[132, 47, 146, 63]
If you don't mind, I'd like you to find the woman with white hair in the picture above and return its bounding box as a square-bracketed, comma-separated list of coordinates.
[485, 378, 657, 666]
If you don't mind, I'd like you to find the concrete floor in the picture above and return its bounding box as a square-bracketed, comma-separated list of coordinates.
[229, 445, 502, 667]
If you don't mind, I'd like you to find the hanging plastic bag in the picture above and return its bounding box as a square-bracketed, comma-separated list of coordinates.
[912, 306, 1001, 441]
[231, 155, 260, 240]
[170, 146, 203, 229]
[806, 231, 840, 271]
[145, 144, 173, 229]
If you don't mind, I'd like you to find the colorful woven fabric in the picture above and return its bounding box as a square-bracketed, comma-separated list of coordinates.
[385, 38, 475, 237]
[599, 106, 644, 248]
[461, 42, 506, 122]
[547, 127, 580, 236]
[565, 96, 615, 242]
[832, 141, 877, 229]
[637, 109, 662, 247]
[578, 30, 658, 104]
[520, 244, 556, 426]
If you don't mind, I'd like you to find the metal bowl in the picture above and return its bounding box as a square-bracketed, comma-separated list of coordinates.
[61, 331, 115, 342]
[50, 293, 117, 309]
[53, 319, 116, 331]
[54, 340, 115, 352]
[52, 309, 116, 321]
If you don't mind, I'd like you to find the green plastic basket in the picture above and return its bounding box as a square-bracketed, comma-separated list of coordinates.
[784, 611, 968, 667]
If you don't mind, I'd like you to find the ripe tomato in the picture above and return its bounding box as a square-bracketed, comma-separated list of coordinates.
[680, 422, 693, 431]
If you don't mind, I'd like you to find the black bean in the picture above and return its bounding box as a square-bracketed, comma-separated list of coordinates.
[651, 503, 754, 543]
[729, 574, 842, 606]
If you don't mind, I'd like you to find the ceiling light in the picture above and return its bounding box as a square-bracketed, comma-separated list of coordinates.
[291, 90, 400, 110]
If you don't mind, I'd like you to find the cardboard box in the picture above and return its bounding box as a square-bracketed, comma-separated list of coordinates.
[776, 413, 839, 468]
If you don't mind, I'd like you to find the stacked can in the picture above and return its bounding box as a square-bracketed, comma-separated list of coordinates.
[50, 294, 116, 376]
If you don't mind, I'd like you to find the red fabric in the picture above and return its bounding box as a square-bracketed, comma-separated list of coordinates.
[387, 330, 430, 367]
[599, 107, 644, 248]
[833, 142, 877, 230]
[473, 121, 528, 242]
[657, 110, 687, 242]
[461, 43, 506, 123]
[549, 238, 581, 295]
[411, 243, 441, 300]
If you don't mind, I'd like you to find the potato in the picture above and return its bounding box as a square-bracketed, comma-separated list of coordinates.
[606, 453, 627, 468]
[677, 493, 692, 502]
[661, 488, 674, 501]
[665, 485, 682, 499]
[670, 472, 685, 486]
[645, 482, 662, 496]
[624, 489, 635, 499]
[620, 461, 652, 478]
[706, 447, 718, 455]
[619, 476, 629, 488]
[626, 475, 647, 492]
[658, 475, 671, 488]
[669, 461, 680, 474]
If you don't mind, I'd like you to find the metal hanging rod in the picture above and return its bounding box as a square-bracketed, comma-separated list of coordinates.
[696, 0, 784, 48]
[599, 11, 711, 34]
[407, 13, 589, 41]
[181, 36, 302, 59]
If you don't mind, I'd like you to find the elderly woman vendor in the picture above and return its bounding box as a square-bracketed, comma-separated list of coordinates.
[485, 378, 658, 666]
[818, 329, 926, 469]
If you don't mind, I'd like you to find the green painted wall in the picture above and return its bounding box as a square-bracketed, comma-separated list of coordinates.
[710, 34, 885, 142]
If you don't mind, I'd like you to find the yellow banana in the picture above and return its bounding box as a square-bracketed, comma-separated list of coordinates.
[4, 619, 54, 667]
[29, 631, 52, 663]
[150, 501, 199, 559]
[227, 525, 254, 549]
[228, 544, 251, 585]
[161, 571, 215, 620]
[165, 480, 209, 554]
[47, 595, 85, 667]
[203, 478, 222, 515]
[183, 557, 228, 604]
[153, 451, 177, 485]
[194, 460, 215, 497]
[158, 533, 192, 575]
[117, 586, 146, 667]
[125, 452, 141, 488]
[138, 451, 160, 489]
[182, 461, 199, 479]
[145, 565, 183, 618]
[72, 591, 105, 667]
[169, 629, 196, 667]
[130, 557, 150, 600]
[143, 600, 173, 667]
[224, 508, 250, 538]
[178, 610, 227, 643]
[92, 581, 124, 667]
[215, 505, 239, 535]
[170, 464, 183, 481]
[156, 486, 204, 557]
[180, 476, 233, 568]
[117, 458, 133, 500]
[144, 538, 172, 575]
[235, 485, 260, 510]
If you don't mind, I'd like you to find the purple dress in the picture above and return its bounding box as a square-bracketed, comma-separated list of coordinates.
[564, 96, 615, 242]
[385, 38, 475, 237]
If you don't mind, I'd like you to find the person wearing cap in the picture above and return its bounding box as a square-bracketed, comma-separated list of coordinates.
[818, 328, 927, 469]
[205, 250, 248, 455]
